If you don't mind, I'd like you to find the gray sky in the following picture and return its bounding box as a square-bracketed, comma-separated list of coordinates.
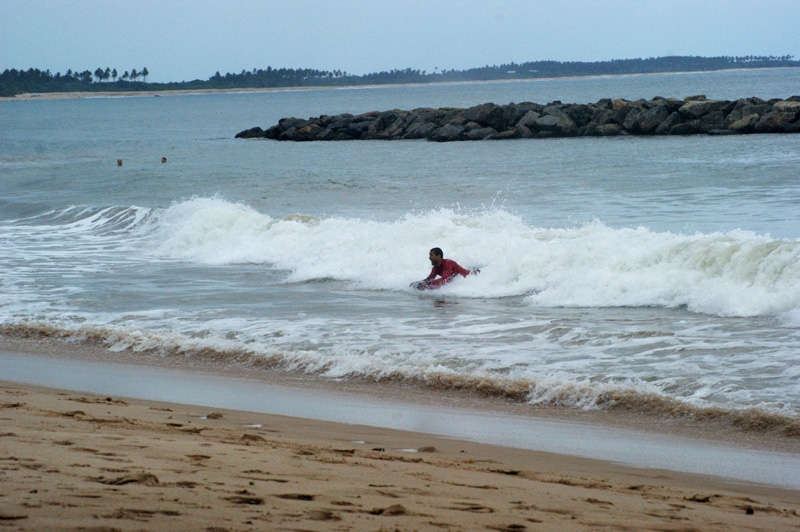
[3, 0, 799, 83]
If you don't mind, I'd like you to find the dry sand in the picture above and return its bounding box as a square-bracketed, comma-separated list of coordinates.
[2, 381, 800, 532]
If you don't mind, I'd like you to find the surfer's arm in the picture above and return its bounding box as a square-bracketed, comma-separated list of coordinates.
[426, 261, 470, 287]
[424, 266, 438, 281]
[451, 262, 471, 278]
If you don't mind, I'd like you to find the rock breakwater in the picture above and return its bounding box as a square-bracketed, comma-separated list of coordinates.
[237, 95, 800, 141]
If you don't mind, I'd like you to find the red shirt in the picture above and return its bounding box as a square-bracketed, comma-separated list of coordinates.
[425, 259, 471, 287]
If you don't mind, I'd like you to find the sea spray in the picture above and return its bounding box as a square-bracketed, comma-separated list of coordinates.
[145, 198, 800, 319]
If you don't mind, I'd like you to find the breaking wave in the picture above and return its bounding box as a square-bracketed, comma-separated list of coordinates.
[140, 197, 800, 320]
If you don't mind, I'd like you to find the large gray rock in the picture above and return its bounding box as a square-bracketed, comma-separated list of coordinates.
[591, 108, 615, 126]
[729, 113, 760, 133]
[429, 123, 465, 142]
[622, 107, 643, 133]
[333, 130, 356, 140]
[611, 98, 630, 110]
[660, 97, 686, 113]
[370, 118, 406, 139]
[278, 117, 313, 130]
[698, 111, 726, 133]
[638, 105, 671, 134]
[654, 112, 683, 135]
[754, 112, 797, 133]
[402, 121, 438, 139]
[346, 119, 374, 138]
[578, 122, 602, 136]
[594, 98, 614, 109]
[515, 125, 534, 138]
[678, 100, 729, 119]
[541, 105, 564, 117]
[235, 126, 265, 138]
[483, 105, 511, 131]
[457, 103, 509, 131]
[669, 121, 700, 135]
[783, 120, 800, 133]
[327, 114, 355, 130]
[612, 104, 634, 126]
[725, 109, 744, 127]
[534, 114, 560, 131]
[264, 124, 282, 139]
[490, 128, 522, 140]
[462, 103, 498, 124]
[405, 108, 445, 129]
[563, 104, 594, 127]
[441, 108, 467, 126]
[316, 127, 337, 141]
[741, 103, 771, 118]
[368, 110, 408, 138]
[516, 109, 541, 129]
[277, 127, 298, 141]
[466, 126, 498, 140]
[501, 103, 527, 127]
[773, 100, 800, 114]
[596, 123, 623, 136]
[578, 122, 600, 137]
[556, 114, 578, 136]
[295, 123, 325, 141]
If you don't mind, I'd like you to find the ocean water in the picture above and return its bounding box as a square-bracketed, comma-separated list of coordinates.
[1, 68, 800, 434]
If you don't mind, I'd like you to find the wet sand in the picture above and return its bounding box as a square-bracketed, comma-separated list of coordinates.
[3, 381, 800, 532]
[2, 337, 800, 530]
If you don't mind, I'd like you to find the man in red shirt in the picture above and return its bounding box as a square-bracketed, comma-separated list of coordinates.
[411, 247, 474, 289]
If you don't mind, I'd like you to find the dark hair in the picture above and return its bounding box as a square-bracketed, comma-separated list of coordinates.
[430, 247, 444, 258]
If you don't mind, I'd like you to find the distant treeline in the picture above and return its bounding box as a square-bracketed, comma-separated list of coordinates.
[2, 55, 799, 98]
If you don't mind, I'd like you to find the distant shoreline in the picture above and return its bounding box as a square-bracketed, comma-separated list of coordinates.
[0, 86, 321, 101]
[2, 67, 795, 102]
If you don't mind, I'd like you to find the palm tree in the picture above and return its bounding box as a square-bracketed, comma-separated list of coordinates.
[130, 68, 139, 82]
[141, 67, 149, 82]
[94, 68, 104, 82]
[122, 71, 129, 81]
[112, 68, 118, 81]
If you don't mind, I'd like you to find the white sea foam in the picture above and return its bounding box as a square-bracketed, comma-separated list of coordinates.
[2, 319, 798, 433]
[147, 197, 800, 319]
[3, 197, 800, 428]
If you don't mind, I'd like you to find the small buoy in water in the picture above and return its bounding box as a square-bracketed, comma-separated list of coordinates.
[161, 157, 167, 163]
[116, 159, 122, 167]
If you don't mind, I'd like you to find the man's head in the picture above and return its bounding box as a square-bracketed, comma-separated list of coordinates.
[429, 247, 444, 266]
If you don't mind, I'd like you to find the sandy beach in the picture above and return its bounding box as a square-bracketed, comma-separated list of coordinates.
[3, 351, 800, 531]
[0, 86, 339, 102]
